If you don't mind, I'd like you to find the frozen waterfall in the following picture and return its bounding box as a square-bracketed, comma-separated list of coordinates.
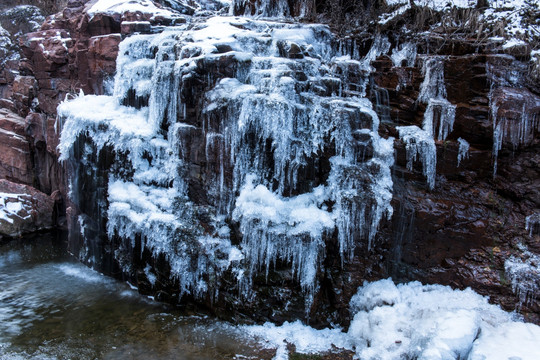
[58, 15, 394, 310]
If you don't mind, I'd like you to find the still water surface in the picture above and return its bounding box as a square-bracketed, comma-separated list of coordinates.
[0, 233, 269, 359]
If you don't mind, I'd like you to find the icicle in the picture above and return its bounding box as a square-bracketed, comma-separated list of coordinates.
[397, 126, 437, 190]
[390, 42, 417, 68]
[525, 213, 540, 237]
[504, 249, 540, 308]
[423, 98, 456, 141]
[457, 137, 470, 167]
[418, 56, 447, 103]
[418, 57, 456, 141]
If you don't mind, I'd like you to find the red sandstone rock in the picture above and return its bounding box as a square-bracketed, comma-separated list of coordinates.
[87, 34, 121, 93]
[0, 109, 33, 186]
[10, 75, 38, 117]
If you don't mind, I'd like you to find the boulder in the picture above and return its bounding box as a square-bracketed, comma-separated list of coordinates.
[0, 179, 54, 237]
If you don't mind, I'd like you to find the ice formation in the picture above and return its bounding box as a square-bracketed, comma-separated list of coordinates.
[526, 213, 540, 237]
[419, 56, 456, 142]
[505, 249, 540, 307]
[231, 0, 313, 18]
[395, 56, 457, 190]
[457, 137, 470, 167]
[245, 278, 540, 360]
[490, 91, 540, 176]
[59, 13, 394, 308]
[52, 1, 540, 357]
[390, 42, 416, 68]
[397, 126, 436, 190]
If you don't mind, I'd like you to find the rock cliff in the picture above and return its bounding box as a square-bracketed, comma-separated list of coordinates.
[0, 0, 538, 327]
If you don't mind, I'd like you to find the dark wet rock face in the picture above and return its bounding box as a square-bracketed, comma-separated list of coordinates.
[0, 0, 539, 327]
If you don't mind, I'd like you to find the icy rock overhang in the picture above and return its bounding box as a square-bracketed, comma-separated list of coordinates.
[57, 13, 396, 312]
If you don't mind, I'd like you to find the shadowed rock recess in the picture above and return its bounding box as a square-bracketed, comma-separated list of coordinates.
[0, 0, 539, 327]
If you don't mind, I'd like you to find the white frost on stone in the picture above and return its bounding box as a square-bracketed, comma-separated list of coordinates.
[244, 320, 353, 360]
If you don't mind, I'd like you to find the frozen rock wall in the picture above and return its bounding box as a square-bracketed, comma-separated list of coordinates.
[58, 14, 395, 320]
[0, 0, 539, 326]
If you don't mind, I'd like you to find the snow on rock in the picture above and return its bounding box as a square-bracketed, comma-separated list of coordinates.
[245, 279, 540, 360]
[86, 0, 176, 19]
[349, 277, 400, 312]
[387, 0, 477, 10]
[0, 180, 54, 237]
[244, 320, 353, 360]
[233, 175, 333, 238]
[57, 94, 155, 160]
[0, 192, 29, 225]
[347, 281, 500, 360]
[382, 1, 538, 49]
[0, 5, 44, 38]
[484, 0, 539, 39]
[502, 37, 528, 50]
[0, 25, 13, 65]
[0, 21, 22, 68]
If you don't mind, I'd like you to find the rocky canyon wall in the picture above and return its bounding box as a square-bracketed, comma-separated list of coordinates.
[0, 0, 538, 327]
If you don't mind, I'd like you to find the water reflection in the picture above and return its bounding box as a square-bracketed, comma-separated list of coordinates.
[0, 233, 269, 360]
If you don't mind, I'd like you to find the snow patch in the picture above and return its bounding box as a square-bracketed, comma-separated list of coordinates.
[0, 192, 33, 225]
[245, 279, 540, 360]
[86, 0, 175, 19]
